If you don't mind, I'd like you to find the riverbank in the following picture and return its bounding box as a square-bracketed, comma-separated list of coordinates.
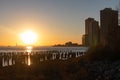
[0, 45, 120, 80]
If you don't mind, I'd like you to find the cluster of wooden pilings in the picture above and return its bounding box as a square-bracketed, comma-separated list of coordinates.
[0, 50, 85, 67]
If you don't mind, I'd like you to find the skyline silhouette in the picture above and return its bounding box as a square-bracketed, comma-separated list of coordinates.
[0, 0, 118, 46]
[0, 1, 120, 80]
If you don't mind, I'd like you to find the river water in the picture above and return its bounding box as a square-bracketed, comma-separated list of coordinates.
[0, 46, 88, 67]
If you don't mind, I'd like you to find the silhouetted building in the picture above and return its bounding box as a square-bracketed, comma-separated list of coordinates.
[83, 18, 99, 46]
[65, 41, 79, 47]
[54, 41, 80, 47]
[82, 34, 89, 46]
[100, 8, 118, 45]
[85, 18, 94, 35]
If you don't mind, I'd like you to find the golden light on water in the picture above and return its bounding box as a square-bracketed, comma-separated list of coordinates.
[20, 30, 38, 45]
[26, 46, 32, 66]
[26, 46, 32, 53]
[28, 55, 31, 66]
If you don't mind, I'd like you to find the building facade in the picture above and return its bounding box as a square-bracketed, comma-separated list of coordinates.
[100, 8, 118, 45]
[82, 34, 89, 46]
[83, 18, 99, 46]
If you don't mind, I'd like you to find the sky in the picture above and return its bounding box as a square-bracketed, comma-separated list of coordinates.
[0, 0, 119, 46]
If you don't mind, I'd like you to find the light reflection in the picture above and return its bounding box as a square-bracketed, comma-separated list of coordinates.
[28, 55, 31, 66]
[26, 46, 32, 53]
[26, 46, 32, 66]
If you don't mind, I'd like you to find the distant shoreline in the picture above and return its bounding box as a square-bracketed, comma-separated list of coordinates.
[52, 45, 84, 47]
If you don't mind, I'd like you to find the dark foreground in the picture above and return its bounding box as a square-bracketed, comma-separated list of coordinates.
[0, 45, 120, 80]
[0, 57, 120, 80]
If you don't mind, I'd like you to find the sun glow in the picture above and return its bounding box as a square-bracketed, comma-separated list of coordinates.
[20, 30, 37, 45]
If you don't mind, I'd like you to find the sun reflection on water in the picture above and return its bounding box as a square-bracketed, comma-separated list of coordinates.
[26, 46, 32, 66]
[28, 55, 31, 66]
[26, 46, 32, 53]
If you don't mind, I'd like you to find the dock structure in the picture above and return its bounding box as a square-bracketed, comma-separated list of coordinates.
[0, 47, 88, 67]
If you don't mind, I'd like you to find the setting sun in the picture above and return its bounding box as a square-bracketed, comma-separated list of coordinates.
[20, 30, 38, 45]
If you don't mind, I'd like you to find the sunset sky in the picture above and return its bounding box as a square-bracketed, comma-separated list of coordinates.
[0, 0, 118, 46]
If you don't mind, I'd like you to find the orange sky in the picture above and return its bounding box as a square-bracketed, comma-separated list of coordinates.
[0, 0, 117, 46]
[0, 22, 82, 46]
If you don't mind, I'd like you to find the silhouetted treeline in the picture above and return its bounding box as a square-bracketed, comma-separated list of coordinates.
[53, 41, 82, 47]
[84, 44, 120, 62]
[1, 44, 120, 80]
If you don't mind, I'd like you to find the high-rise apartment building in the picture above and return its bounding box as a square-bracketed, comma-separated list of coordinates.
[100, 8, 118, 45]
[82, 34, 89, 46]
[83, 18, 99, 46]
